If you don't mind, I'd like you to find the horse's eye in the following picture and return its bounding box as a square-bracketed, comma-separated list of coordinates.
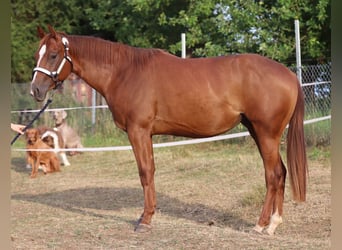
[50, 54, 57, 60]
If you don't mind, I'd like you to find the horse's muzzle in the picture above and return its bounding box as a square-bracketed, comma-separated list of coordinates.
[30, 83, 48, 102]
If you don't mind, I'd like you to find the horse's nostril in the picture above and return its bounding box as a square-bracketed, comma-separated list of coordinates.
[30, 86, 40, 97]
[34, 87, 40, 96]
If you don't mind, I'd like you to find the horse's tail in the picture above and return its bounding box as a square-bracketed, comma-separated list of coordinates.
[287, 81, 308, 202]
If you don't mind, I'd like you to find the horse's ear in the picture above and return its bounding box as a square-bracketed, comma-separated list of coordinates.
[37, 26, 45, 39]
[47, 25, 57, 38]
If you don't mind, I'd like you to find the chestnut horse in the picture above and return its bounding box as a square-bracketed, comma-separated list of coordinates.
[30, 26, 307, 235]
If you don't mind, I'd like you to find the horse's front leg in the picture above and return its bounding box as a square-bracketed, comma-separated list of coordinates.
[127, 126, 156, 232]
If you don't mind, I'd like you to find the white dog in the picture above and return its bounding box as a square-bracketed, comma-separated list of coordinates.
[53, 110, 83, 155]
[39, 126, 71, 166]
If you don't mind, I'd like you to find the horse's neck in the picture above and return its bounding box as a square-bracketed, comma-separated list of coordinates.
[68, 36, 124, 97]
[68, 35, 161, 99]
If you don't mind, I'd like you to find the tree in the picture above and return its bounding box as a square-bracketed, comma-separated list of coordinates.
[11, 0, 95, 83]
[251, 0, 331, 63]
[11, 0, 330, 83]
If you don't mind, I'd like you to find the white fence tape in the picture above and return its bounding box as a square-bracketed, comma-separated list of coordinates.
[12, 115, 331, 153]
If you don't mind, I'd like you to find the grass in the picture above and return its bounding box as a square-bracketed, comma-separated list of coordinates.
[11, 139, 330, 249]
[304, 119, 331, 147]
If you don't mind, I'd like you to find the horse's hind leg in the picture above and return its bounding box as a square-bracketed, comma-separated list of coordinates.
[265, 158, 286, 235]
[242, 118, 286, 235]
[253, 134, 286, 235]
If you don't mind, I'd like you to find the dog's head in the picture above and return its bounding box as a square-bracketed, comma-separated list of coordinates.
[25, 128, 39, 145]
[53, 110, 67, 126]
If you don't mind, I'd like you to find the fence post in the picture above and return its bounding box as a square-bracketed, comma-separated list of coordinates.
[181, 33, 186, 59]
[91, 88, 96, 130]
[295, 19, 302, 85]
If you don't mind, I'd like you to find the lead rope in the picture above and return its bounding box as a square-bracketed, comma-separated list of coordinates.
[10, 89, 58, 146]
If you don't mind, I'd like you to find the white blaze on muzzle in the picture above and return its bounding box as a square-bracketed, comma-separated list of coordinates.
[31, 44, 47, 95]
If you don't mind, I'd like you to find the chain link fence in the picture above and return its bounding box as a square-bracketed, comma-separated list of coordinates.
[289, 63, 331, 118]
[300, 63, 331, 117]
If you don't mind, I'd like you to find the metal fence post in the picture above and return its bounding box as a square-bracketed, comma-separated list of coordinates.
[181, 33, 186, 59]
[295, 19, 302, 85]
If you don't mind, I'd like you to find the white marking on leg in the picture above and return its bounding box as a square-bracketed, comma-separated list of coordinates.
[253, 224, 264, 234]
[31, 44, 46, 94]
[60, 152, 71, 166]
[266, 209, 283, 235]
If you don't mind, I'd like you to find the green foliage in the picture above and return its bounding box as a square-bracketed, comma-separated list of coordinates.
[11, 0, 95, 83]
[11, 0, 330, 82]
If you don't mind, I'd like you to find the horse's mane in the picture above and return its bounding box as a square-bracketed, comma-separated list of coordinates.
[67, 35, 164, 69]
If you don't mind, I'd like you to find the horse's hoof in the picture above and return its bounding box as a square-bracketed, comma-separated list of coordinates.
[252, 225, 264, 234]
[134, 223, 152, 233]
[265, 228, 275, 236]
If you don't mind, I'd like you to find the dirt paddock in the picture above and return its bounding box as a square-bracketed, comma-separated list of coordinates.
[11, 142, 330, 249]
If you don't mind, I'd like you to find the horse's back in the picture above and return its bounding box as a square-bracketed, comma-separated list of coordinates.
[152, 53, 298, 117]
[153, 53, 297, 96]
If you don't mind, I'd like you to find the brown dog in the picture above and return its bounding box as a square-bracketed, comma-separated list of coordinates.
[25, 128, 61, 178]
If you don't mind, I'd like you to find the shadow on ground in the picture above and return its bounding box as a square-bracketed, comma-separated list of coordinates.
[12, 185, 253, 231]
[11, 157, 28, 173]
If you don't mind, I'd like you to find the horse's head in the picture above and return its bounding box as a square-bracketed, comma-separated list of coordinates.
[31, 25, 73, 102]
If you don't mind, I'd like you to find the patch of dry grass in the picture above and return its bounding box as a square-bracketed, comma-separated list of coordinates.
[11, 142, 330, 249]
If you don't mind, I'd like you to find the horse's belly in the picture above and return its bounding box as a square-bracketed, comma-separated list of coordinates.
[153, 109, 241, 137]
